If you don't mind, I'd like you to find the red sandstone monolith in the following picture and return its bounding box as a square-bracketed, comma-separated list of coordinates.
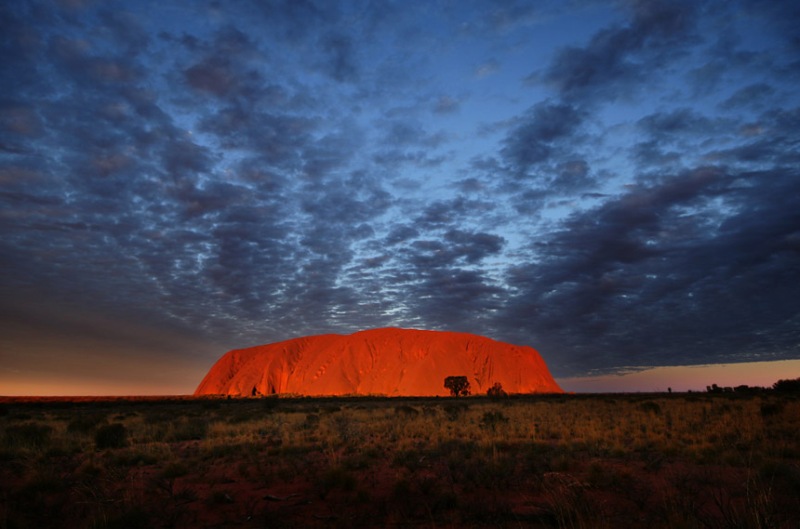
[194, 328, 562, 396]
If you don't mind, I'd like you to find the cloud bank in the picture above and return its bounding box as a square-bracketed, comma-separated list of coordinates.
[1, 0, 798, 388]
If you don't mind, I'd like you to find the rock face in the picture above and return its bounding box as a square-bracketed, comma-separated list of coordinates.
[194, 328, 563, 397]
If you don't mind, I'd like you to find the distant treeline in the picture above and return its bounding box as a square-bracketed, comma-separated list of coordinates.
[705, 377, 800, 394]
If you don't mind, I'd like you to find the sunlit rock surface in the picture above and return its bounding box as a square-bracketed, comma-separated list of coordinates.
[195, 328, 563, 396]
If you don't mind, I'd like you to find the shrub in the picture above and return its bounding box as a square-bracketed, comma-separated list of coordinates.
[168, 417, 208, 441]
[760, 401, 784, 418]
[773, 378, 800, 393]
[95, 423, 127, 450]
[487, 382, 507, 398]
[262, 397, 281, 412]
[480, 411, 509, 432]
[332, 413, 359, 443]
[67, 414, 107, 434]
[304, 413, 321, 429]
[3, 423, 53, 451]
[640, 401, 661, 415]
[443, 403, 468, 421]
[394, 405, 420, 418]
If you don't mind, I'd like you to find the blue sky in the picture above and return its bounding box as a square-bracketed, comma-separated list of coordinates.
[2, 0, 799, 394]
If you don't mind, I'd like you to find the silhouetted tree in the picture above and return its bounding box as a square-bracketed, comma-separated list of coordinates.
[444, 376, 471, 397]
[734, 384, 763, 394]
[487, 382, 507, 398]
[773, 377, 800, 393]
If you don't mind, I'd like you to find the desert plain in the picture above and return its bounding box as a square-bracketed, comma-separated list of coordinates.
[1, 391, 799, 528]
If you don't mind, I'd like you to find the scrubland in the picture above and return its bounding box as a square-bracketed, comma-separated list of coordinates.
[1, 392, 798, 528]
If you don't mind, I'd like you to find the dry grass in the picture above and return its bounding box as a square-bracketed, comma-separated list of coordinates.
[1, 393, 798, 528]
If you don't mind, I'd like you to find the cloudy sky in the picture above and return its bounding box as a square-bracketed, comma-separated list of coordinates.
[2, 0, 799, 395]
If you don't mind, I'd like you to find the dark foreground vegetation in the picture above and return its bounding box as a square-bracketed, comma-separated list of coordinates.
[1, 391, 799, 528]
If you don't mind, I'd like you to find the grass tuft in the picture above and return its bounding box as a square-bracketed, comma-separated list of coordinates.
[95, 423, 127, 450]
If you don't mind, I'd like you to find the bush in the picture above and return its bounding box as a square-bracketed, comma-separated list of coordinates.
[487, 382, 507, 398]
[67, 414, 107, 435]
[443, 403, 469, 421]
[773, 378, 800, 393]
[304, 413, 321, 429]
[760, 402, 784, 419]
[480, 411, 509, 432]
[262, 397, 281, 412]
[95, 423, 127, 450]
[640, 401, 661, 415]
[3, 423, 53, 451]
[394, 405, 420, 418]
[168, 417, 208, 441]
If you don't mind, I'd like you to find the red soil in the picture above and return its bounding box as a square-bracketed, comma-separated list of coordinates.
[4, 442, 771, 529]
[195, 328, 563, 397]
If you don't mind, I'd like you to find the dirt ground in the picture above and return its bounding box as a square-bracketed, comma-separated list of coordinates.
[1, 393, 799, 528]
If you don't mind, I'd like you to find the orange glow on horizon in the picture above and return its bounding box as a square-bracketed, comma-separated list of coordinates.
[558, 359, 800, 393]
[3, 356, 798, 397]
[0, 376, 194, 397]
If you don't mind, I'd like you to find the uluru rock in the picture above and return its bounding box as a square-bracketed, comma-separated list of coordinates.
[195, 328, 563, 397]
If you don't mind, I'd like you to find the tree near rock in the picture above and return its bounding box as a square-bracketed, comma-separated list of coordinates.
[444, 376, 471, 397]
[487, 382, 507, 398]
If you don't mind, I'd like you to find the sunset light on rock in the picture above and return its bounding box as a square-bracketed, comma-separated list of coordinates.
[195, 328, 563, 397]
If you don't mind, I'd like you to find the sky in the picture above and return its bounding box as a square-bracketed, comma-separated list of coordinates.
[2, 0, 799, 396]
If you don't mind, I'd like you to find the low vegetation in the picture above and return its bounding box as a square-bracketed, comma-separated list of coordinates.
[444, 375, 471, 397]
[1, 390, 798, 528]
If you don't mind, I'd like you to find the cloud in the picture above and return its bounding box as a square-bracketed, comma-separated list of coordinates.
[541, 0, 697, 103]
[0, 102, 44, 138]
[444, 229, 505, 264]
[254, 0, 341, 42]
[637, 108, 719, 137]
[401, 229, 505, 269]
[372, 118, 450, 169]
[319, 32, 359, 82]
[184, 57, 237, 97]
[433, 96, 460, 115]
[493, 100, 595, 213]
[706, 107, 800, 166]
[501, 101, 586, 174]
[631, 108, 733, 168]
[2, 0, 799, 390]
[495, 164, 800, 374]
[385, 225, 418, 246]
[412, 196, 497, 230]
[720, 83, 776, 111]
